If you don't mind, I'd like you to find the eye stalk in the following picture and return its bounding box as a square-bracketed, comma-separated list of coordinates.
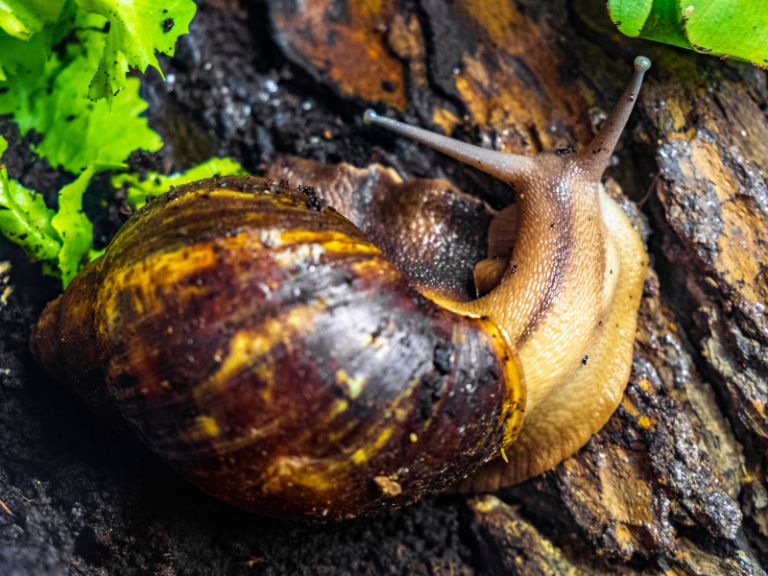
[362, 109, 536, 186]
[363, 55, 651, 185]
[578, 55, 651, 179]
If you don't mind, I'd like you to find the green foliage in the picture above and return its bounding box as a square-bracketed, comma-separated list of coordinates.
[0, 23, 163, 173]
[76, 0, 197, 102]
[0, 140, 118, 285]
[0, 155, 62, 265]
[608, 0, 768, 67]
[113, 158, 248, 209]
[0, 0, 185, 174]
[0, 0, 196, 96]
[0, 0, 196, 174]
[0, 1, 199, 287]
[0, 2, 75, 81]
[0, 0, 66, 41]
[52, 163, 123, 285]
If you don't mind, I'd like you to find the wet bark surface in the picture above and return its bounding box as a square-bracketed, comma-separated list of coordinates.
[1, 0, 767, 574]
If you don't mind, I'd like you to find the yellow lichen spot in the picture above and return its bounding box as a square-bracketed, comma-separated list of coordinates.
[394, 407, 410, 422]
[277, 229, 335, 244]
[741, 463, 754, 484]
[409, 432, 418, 443]
[613, 523, 634, 549]
[322, 240, 380, 255]
[1, 286, 13, 307]
[665, 98, 689, 132]
[637, 415, 656, 430]
[329, 399, 349, 418]
[668, 322, 678, 333]
[622, 396, 640, 417]
[373, 475, 403, 496]
[375, 427, 393, 449]
[432, 107, 460, 135]
[637, 378, 652, 392]
[351, 428, 394, 465]
[0, 262, 12, 307]
[336, 369, 366, 399]
[471, 494, 503, 513]
[563, 459, 579, 474]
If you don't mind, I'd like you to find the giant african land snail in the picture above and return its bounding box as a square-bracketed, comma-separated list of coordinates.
[32, 57, 651, 520]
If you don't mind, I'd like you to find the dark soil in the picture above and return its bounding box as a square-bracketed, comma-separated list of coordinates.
[0, 1, 484, 574]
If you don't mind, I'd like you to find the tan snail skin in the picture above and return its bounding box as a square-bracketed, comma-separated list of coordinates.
[32, 57, 650, 521]
[364, 56, 651, 491]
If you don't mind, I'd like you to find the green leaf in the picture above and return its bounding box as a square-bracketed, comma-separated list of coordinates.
[75, 0, 197, 101]
[0, 0, 65, 40]
[0, 1, 76, 81]
[0, 156, 119, 286]
[608, 0, 654, 38]
[608, 0, 768, 67]
[0, 32, 47, 80]
[50, 164, 102, 285]
[0, 168, 61, 263]
[112, 157, 247, 209]
[0, 25, 163, 173]
[685, 1, 768, 64]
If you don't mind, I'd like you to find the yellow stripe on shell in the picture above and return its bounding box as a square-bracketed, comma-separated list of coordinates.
[412, 287, 526, 456]
[200, 302, 322, 397]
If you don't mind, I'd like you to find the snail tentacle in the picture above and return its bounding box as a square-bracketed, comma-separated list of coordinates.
[363, 109, 536, 185]
[579, 55, 652, 178]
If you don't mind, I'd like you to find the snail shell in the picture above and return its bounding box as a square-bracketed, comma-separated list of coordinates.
[32, 178, 523, 520]
[31, 56, 651, 520]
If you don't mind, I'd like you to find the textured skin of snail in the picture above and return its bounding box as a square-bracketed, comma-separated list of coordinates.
[32, 57, 651, 521]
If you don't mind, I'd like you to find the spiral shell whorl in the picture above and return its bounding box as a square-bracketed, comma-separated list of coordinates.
[33, 177, 524, 520]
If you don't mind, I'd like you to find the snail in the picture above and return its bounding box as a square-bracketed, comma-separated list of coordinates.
[31, 56, 651, 521]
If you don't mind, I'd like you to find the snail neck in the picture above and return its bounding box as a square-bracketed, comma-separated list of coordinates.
[497, 162, 601, 329]
[481, 161, 607, 413]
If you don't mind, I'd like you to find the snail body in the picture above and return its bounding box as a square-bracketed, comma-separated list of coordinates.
[32, 57, 650, 520]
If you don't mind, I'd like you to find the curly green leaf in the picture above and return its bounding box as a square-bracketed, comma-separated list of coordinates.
[0, 25, 163, 173]
[75, 0, 197, 102]
[0, 0, 65, 40]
